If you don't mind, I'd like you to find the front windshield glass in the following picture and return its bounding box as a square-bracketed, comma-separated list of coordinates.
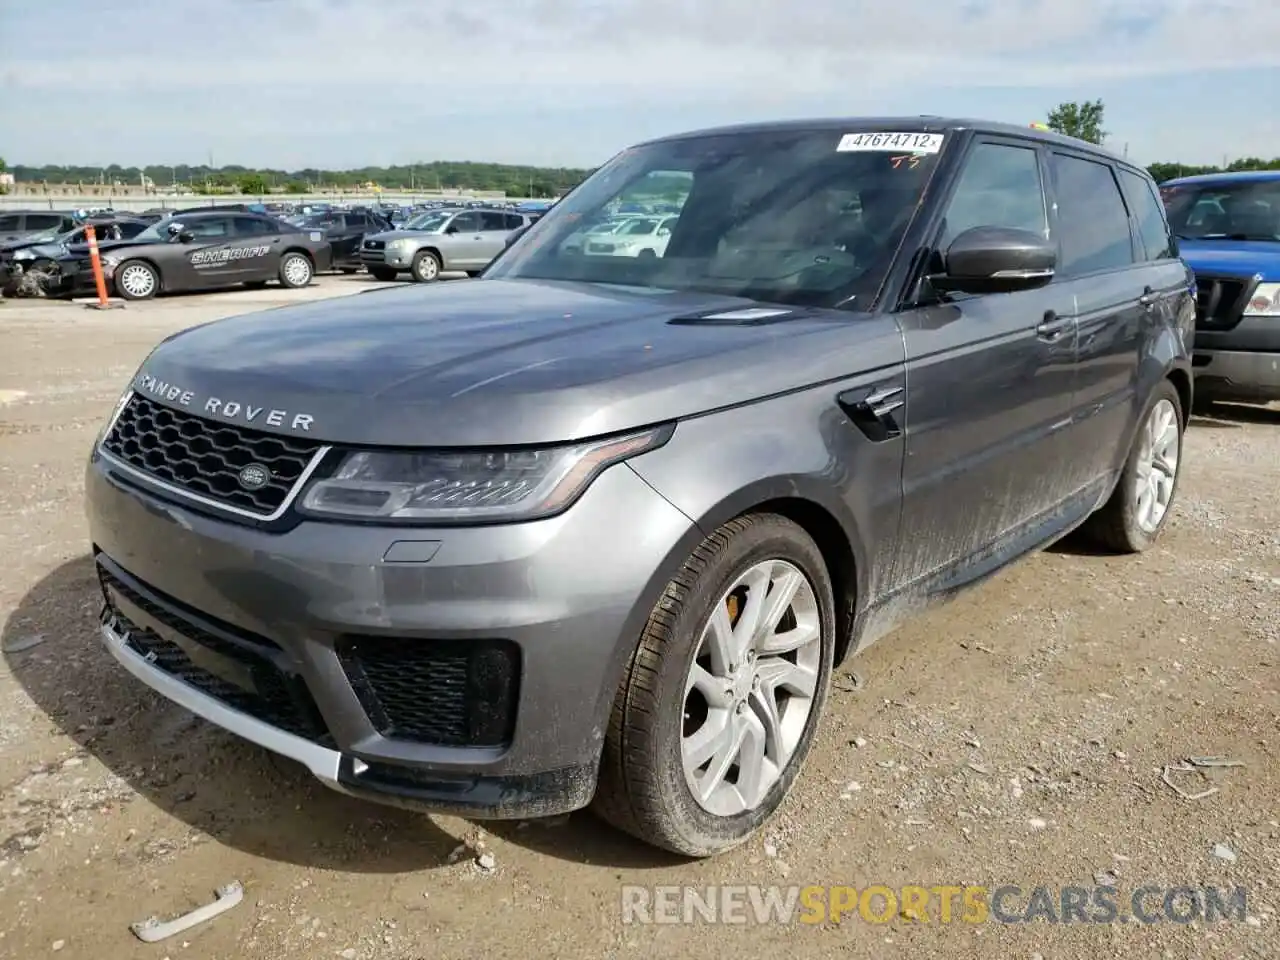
[486, 127, 943, 307]
[1162, 179, 1280, 241]
[402, 211, 454, 231]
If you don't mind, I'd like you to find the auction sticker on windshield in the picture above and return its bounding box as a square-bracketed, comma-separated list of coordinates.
[837, 132, 944, 154]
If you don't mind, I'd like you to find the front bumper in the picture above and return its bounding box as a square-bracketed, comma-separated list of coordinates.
[360, 244, 414, 270]
[1194, 315, 1280, 401]
[86, 450, 696, 817]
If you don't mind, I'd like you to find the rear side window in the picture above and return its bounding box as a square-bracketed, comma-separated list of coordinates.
[1049, 154, 1135, 275]
[504, 213, 525, 229]
[0, 215, 19, 231]
[119, 221, 148, 239]
[232, 216, 275, 237]
[939, 142, 1048, 249]
[26, 214, 65, 230]
[480, 212, 508, 230]
[1118, 169, 1174, 261]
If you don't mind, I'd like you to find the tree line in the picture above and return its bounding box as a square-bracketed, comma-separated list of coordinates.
[0, 159, 593, 197]
[3, 105, 1277, 198]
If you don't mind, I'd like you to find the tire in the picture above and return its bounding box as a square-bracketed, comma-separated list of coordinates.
[370, 268, 398, 282]
[592, 513, 835, 857]
[278, 252, 313, 289]
[411, 250, 441, 283]
[637, 248, 657, 259]
[339, 267, 359, 275]
[114, 260, 159, 300]
[1082, 379, 1184, 553]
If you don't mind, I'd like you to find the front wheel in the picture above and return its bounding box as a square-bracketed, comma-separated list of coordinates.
[1082, 380, 1184, 552]
[278, 252, 313, 288]
[592, 514, 835, 857]
[114, 260, 159, 300]
[411, 250, 441, 283]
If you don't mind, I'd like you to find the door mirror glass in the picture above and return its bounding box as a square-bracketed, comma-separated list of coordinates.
[931, 226, 1056, 294]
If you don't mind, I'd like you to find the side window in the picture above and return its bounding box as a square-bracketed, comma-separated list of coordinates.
[1049, 154, 1135, 276]
[505, 214, 525, 229]
[450, 212, 480, 233]
[232, 216, 274, 237]
[119, 222, 147, 239]
[0, 215, 20, 231]
[346, 214, 369, 229]
[26, 214, 66, 231]
[1118, 169, 1174, 261]
[186, 218, 231, 239]
[939, 142, 1047, 249]
[480, 212, 508, 231]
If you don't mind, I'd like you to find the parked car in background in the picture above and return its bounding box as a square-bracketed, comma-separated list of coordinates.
[0, 210, 80, 243]
[1160, 170, 1280, 409]
[86, 117, 1192, 858]
[48, 211, 331, 300]
[359, 207, 530, 281]
[1, 217, 149, 274]
[582, 214, 678, 258]
[290, 208, 392, 273]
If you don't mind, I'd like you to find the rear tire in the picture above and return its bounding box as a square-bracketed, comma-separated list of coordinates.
[114, 260, 159, 300]
[370, 268, 398, 282]
[592, 514, 835, 857]
[339, 267, 358, 275]
[411, 250, 441, 283]
[1082, 379, 1184, 553]
[278, 252, 313, 288]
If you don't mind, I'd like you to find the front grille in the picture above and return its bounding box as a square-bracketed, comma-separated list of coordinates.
[101, 393, 322, 516]
[1194, 275, 1257, 331]
[99, 565, 331, 745]
[360, 251, 386, 263]
[338, 636, 520, 747]
[363, 240, 386, 251]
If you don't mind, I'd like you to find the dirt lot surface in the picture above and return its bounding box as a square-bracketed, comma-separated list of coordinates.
[1, 277, 1277, 960]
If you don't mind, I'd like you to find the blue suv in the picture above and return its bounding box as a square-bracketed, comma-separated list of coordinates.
[1161, 170, 1280, 407]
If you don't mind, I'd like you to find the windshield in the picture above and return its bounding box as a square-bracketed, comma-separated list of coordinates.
[131, 217, 186, 243]
[486, 128, 942, 307]
[402, 210, 454, 231]
[1162, 179, 1280, 241]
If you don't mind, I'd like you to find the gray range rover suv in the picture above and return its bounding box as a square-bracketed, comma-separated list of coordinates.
[87, 118, 1195, 857]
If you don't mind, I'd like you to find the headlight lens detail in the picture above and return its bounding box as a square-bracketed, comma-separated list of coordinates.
[299, 426, 672, 522]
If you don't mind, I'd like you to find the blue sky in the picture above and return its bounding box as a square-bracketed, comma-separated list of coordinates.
[1, 0, 1276, 170]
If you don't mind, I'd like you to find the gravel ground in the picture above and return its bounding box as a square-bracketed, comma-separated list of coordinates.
[0, 277, 1277, 960]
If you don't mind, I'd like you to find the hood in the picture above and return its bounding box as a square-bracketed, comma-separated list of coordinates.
[131, 278, 903, 447]
[62, 237, 164, 258]
[1179, 238, 1280, 280]
[11, 241, 65, 260]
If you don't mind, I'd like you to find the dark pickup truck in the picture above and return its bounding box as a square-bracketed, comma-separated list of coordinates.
[86, 117, 1193, 857]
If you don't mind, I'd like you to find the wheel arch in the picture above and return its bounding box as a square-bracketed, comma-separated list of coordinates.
[280, 246, 315, 266]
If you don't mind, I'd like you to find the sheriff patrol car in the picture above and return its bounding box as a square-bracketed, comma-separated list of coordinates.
[49, 211, 333, 300]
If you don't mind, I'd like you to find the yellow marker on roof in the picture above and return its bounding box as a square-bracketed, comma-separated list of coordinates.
[1029, 122, 1050, 130]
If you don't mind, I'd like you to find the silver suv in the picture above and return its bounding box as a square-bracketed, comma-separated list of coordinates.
[360, 208, 530, 282]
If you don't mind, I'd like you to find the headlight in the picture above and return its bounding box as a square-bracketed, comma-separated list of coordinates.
[387, 238, 411, 250]
[94, 387, 133, 447]
[1245, 282, 1280, 317]
[299, 425, 673, 522]
[13, 249, 34, 260]
[100, 255, 120, 268]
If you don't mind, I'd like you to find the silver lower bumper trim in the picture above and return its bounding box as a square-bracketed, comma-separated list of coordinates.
[99, 617, 345, 786]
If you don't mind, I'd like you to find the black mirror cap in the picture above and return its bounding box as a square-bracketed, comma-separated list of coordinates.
[177, 232, 195, 244]
[932, 225, 1056, 294]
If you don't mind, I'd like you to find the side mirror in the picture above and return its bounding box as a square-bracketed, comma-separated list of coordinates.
[505, 226, 530, 248]
[930, 226, 1056, 295]
[445, 224, 460, 235]
[178, 231, 194, 244]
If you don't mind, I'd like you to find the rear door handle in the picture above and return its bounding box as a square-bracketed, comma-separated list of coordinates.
[1036, 311, 1071, 341]
[1139, 286, 1157, 308]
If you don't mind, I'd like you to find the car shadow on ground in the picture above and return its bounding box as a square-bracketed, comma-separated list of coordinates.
[3, 556, 678, 871]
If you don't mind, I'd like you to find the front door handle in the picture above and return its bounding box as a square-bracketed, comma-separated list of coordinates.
[1139, 286, 1157, 309]
[1036, 311, 1070, 341]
